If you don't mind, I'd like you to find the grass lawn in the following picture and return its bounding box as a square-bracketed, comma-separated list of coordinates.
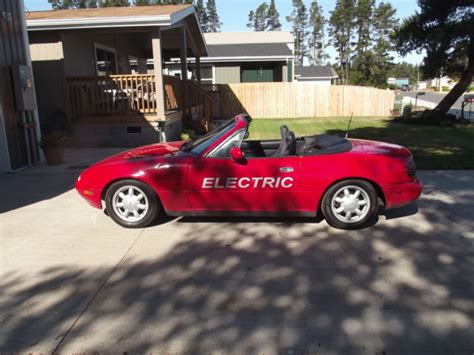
[248, 117, 474, 170]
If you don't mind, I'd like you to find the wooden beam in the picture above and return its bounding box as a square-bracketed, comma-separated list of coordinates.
[196, 55, 201, 84]
[180, 27, 188, 81]
[185, 26, 200, 58]
[151, 29, 166, 120]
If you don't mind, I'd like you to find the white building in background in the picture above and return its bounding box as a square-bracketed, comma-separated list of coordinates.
[294, 65, 339, 84]
[427, 76, 457, 90]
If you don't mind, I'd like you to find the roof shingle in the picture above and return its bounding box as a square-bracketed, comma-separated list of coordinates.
[207, 43, 292, 57]
[26, 5, 191, 21]
[295, 65, 338, 78]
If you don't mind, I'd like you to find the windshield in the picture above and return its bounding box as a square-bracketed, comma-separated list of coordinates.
[182, 118, 238, 155]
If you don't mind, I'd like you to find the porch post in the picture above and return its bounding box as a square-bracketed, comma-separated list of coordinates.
[151, 29, 166, 120]
[180, 27, 188, 81]
[196, 55, 201, 84]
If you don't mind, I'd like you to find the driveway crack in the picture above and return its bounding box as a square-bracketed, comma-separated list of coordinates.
[50, 229, 145, 353]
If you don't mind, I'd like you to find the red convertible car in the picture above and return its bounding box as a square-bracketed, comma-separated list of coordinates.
[76, 114, 422, 229]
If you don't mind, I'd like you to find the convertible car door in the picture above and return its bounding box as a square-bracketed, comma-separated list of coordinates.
[186, 156, 302, 212]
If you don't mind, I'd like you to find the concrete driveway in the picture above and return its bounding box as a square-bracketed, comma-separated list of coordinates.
[1, 151, 473, 354]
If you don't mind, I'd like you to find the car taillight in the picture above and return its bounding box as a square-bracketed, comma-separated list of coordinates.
[406, 157, 416, 177]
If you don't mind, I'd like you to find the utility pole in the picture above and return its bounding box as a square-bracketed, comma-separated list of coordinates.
[438, 68, 442, 92]
[415, 64, 419, 107]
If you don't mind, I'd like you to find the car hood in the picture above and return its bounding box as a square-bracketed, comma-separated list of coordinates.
[351, 139, 412, 158]
[95, 141, 184, 165]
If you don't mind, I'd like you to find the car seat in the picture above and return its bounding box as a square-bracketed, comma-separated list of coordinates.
[273, 125, 296, 156]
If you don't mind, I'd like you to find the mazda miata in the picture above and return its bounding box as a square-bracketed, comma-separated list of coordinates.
[76, 114, 422, 229]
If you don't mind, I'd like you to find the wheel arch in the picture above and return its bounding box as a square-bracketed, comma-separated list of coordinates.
[101, 177, 163, 206]
[318, 177, 386, 213]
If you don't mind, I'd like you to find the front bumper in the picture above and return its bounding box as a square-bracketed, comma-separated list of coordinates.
[75, 178, 103, 209]
[382, 178, 422, 209]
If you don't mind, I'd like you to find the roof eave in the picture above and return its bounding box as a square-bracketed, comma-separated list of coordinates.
[26, 6, 194, 31]
[201, 55, 293, 63]
[296, 76, 339, 79]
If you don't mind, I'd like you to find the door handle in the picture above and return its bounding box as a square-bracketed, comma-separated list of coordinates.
[280, 167, 294, 173]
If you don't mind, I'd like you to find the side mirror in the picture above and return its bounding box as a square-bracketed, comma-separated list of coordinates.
[230, 147, 245, 162]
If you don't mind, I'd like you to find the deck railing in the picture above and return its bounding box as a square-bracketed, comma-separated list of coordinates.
[67, 74, 183, 116]
[66, 74, 216, 131]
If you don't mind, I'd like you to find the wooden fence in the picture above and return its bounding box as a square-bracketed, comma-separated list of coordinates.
[211, 83, 395, 119]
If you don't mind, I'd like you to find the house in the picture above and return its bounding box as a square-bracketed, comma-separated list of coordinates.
[426, 76, 457, 91]
[294, 65, 339, 84]
[26, 5, 212, 146]
[164, 31, 295, 84]
[0, 0, 41, 172]
[415, 81, 428, 90]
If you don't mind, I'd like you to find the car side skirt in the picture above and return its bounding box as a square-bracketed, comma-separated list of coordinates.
[166, 210, 316, 218]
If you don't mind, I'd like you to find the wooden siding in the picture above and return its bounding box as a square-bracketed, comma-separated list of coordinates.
[216, 83, 395, 119]
[0, 0, 29, 170]
[214, 64, 240, 84]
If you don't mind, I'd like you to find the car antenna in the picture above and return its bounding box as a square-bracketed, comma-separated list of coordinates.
[345, 113, 354, 139]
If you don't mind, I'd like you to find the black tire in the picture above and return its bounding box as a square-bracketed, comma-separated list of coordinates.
[321, 179, 378, 230]
[105, 179, 160, 228]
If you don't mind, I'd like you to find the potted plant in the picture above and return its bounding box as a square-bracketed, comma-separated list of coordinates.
[39, 131, 66, 165]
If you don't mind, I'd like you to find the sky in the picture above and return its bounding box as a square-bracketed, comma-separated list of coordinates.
[24, 0, 424, 65]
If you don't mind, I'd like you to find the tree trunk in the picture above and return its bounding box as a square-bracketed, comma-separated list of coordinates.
[431, 41, 474, 117]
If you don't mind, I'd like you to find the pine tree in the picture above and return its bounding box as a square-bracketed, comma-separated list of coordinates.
[372, 2, 397, 86]
[49, 0, 98, 9]
[308, 0, 327, 65]
[350, 0, 375, 85]
[206, 0, 222, 32]
[355, 0, 374, 55]
[286, 0, 309, 66]
[50, 0, 191, 8]
[266, 0, 281, 31]
[328, 0, 356, 84]
[247, 3, 268, 32]
[255, 3, 269, 31]
[195, 0, 209, 32]
[247, 10, 256, 30]
[101, 0, 129, 6]
[248, 1, 281, 32]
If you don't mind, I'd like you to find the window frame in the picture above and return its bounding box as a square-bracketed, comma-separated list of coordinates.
[205, 128, 247, 159]
[94, 43, 118, 76]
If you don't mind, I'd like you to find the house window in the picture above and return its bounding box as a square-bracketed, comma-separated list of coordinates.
[129, 56, 138, 74]
[95, 43, 117, 76]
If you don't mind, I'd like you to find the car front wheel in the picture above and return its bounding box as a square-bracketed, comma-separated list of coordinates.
[105, 179, 159, 228]
[321, 179, 378, 230]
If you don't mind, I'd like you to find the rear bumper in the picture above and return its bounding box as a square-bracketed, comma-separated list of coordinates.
[382, 178, 422, 209]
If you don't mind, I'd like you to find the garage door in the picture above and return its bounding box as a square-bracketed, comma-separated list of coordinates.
[241, 65, 275, 83]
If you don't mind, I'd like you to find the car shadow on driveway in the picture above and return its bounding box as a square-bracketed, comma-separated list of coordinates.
[1, 172, 472, 353]
[168, 203, 417, 229]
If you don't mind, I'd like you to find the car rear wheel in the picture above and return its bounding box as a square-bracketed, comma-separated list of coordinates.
[321, 179, 378, 230]
[105, 180, 159, 228]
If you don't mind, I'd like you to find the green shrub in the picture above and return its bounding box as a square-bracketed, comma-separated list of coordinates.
[402, 104, 412, 116]
[39, 131, 66, 150]
[467, 86, 474, 93]
[180, 129, 195, 141]
[442, 86, 450, 92]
